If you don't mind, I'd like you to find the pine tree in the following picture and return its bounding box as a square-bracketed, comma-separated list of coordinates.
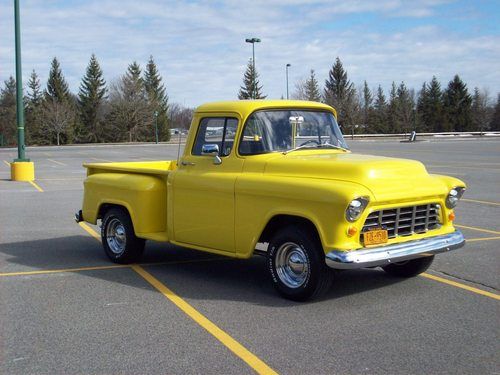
[106, 61, 150, 142]
[144, 56, 170, 141]
[77, 54, 107, 143]
[323, 57, 358, 130]
[416, 82, 429, 132]
[238, 59, 266, 100]
[489, 94, 500, 131]
[362, 81, 373, 131]
[387, 82, 398, 133]
[0, 77, 17, 146]
[443, 74, 472, 132]
[372, 85, 388, 133]
[471, 87, 491, 132]
[304, 70, 321, 101]
[26, 70, 44, 144]
[395, 82, 415, 133]
[45, 57, 70, 102]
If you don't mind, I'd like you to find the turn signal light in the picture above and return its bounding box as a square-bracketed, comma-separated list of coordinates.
[347, 226, 358, 237]
[448, 212, 456, 221]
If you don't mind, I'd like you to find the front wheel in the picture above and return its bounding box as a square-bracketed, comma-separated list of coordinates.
[101, 207, 145, 264]
[268, 225, 334, 301]
[382, 256, 434, 277]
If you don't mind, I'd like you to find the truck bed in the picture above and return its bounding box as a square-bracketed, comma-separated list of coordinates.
[83, 160, 177, 176]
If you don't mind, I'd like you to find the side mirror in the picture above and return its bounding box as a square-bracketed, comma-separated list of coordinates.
[201, 144, 222, 165]
[201, 144, 219, 155]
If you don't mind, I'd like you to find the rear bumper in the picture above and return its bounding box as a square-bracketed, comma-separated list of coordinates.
[75, 210, 83, 223]
[325, 230, 465, 270]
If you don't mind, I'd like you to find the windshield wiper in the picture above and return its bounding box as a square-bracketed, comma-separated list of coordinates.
[319, 141, 349, 151]
[283, 142, 348, 155]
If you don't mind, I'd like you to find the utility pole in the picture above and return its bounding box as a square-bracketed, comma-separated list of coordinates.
[245, 37, 261, 99]
[286, 63, 291, 100]
[11, 0, 35, 181]
[154, 111, 159, 144]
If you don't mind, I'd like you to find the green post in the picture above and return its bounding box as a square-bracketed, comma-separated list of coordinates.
[154, 111, 159, 144]
[14, 0, 29, 162]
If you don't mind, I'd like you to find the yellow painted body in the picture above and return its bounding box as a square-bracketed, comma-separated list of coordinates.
[80, 100, 465, 259]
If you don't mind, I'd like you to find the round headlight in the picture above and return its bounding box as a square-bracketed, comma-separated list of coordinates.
[346, 197, 369, 222]
[446, 187, 465, 208]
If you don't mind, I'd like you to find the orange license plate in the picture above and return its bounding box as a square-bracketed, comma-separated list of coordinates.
[364, 229, 388, 245]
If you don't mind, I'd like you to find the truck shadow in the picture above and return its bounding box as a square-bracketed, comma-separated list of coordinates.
[1, 235, 406, 306]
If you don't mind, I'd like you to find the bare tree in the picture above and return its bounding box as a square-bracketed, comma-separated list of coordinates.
[168, 103, 194, 131]
[42, 100, 74, 145]
[292, 78, 307, 100]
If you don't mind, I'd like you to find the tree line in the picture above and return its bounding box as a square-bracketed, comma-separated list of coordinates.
[239, 56, 500, 134]
[0, 55, 194, 146]
[1, 55, 499, 146]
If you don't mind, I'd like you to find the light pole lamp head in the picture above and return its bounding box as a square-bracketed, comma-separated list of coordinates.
[286, 63, 291, 68]
[245, 37, 261, 43]
[154, 111, 158, 117]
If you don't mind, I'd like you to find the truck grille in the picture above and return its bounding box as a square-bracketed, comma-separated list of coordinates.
[362, 203, 441, 238]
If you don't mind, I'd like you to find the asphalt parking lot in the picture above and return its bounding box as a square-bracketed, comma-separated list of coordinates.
[1, 138, 499, 374]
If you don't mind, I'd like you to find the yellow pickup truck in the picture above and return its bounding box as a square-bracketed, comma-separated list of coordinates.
[76, 100, 466, 301]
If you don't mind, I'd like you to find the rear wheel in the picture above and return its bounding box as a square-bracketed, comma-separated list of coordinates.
[101, 207, 145, 264]
[268, 225, 334, 301]
[382, 256, 434, 277]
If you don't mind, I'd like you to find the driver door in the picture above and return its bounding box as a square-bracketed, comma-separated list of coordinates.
[172, 116, 242, 253]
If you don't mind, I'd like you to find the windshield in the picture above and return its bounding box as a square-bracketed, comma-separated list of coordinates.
[238, 110, 348, 155]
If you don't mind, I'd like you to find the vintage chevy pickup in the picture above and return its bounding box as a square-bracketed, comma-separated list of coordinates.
[76, 100, 466, 301]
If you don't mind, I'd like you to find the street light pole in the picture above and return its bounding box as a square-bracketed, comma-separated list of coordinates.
[154, 111, 159, 144]
[245, 37, 261, 99]
[286, 63, 291, 100]
[14, 0, 27, 162]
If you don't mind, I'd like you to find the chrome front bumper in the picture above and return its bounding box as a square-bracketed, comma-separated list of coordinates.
[325, 230, 465, 270]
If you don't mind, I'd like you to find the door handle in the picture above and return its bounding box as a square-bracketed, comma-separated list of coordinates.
[180, 160, 196, 166]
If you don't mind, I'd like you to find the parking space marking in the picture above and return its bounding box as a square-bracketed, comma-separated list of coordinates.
[78, 216, 277, 374]
[421, 273, 500, 301]
[47, 158, 67, 166]
[467, 236, 500, 242]
[456, 224, 500, 235]
[0, 264, 129, 277]
[132, 265, 278, 375]
[462, 198, 500, 206]
[28, 180, 44, 192]
[79, 222, 101, 240]
[3, 160, 10, 167]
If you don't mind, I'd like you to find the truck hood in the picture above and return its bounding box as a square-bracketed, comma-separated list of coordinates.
[263, 152, 448, 202]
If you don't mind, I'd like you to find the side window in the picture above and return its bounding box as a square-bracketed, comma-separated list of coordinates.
[192, 117, 238, 157]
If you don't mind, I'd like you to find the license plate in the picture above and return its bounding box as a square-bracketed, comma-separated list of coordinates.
[364, 229, 388, 246]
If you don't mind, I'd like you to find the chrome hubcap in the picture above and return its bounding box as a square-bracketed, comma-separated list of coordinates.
[275, 242, 309, 288]
[106, 218, 126, 254]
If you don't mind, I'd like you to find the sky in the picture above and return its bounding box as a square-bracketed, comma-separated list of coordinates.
[1, 0, 499, 107]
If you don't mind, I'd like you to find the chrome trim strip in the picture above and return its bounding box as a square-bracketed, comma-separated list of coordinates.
[325, 230, 465, 270]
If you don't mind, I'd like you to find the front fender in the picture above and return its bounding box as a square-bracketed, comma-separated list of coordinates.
[235, 175, 373, 257]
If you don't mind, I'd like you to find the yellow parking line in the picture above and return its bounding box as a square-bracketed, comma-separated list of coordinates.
[3, 160, 10, 167]
[455, 224, 500, 235]
[132, 265, 278, 375]
[80, 216, 277, 374]
[47, 158, 67, 166]
[79, 222, 101, 240]
[28, 180, 44, 192]
[467, 236, 500, 242]
[0, 264, 129, 277]
[0, 259, 221, 278]
[421, 273, 500, 301]
[462, 198, 500, 206]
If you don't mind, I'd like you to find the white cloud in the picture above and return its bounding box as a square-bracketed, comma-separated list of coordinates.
[0, 0, 498, 107]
